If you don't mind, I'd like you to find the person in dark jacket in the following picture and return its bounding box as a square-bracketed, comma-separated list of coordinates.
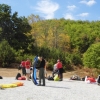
[37, 56, 46, 86]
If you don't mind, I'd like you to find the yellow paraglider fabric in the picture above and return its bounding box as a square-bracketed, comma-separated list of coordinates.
[54, 74, 59, 81]
[0, 84, 17, 88]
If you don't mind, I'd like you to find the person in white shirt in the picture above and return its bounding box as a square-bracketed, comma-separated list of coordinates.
[52, 63, 58, 77]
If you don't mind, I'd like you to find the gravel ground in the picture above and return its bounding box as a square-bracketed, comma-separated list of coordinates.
[0, 77, 100, 100]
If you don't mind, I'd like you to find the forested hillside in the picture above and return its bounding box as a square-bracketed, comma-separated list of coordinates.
[0, 4, 100, 72]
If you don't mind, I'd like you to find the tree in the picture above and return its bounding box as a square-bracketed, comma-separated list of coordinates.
[27, 14, 42, 24]
[59, 33, 70, 52]
[83, 43, 100, 68]
[0, 4, 32, 51]
[0, 40, 16, 67]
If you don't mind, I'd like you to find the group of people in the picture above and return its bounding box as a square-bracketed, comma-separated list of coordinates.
[20, 58, 31, 81]
[20, 56, 46, 86]
[20, 56, 63, 86]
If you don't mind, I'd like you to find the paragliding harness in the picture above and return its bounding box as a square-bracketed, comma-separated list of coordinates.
[15, 73, 21, 80]
[97, 75, 100, 85]
[0, 76, 3, 79]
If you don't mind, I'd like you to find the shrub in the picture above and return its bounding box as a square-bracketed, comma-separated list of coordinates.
[70, 53, 82, 65]
[15, 52, 35, 65]
[83, 43, 100, 68]
[47, 61, 54, 71]
[0, 40, 16, 67]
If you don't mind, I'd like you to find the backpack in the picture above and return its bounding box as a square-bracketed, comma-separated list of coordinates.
[0, 76, 3, 79]
[15, 73, 21, 80]
[97, 75, 100, 83]
[47, 76, 54, 81]
[81, 77, 85, 81]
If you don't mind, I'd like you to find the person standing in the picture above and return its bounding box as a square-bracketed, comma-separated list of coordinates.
[25, 58, 31, 81]
[56, 59, 63, 81]
[37, 56, 46, 86]
[21, 60, 26, 76]
[44, 59, 48, 78]
[52, 63, 58, 78]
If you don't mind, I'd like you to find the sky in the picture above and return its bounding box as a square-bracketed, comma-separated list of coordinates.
[0, 0, 100, 21]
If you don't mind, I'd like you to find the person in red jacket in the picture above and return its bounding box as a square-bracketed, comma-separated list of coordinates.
[21, 60, 26, 76]
[56, 59, 63, 81]
[25, 58, 31, 81]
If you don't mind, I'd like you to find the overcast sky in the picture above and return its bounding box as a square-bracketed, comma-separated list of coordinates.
[0, 0, 100, 21]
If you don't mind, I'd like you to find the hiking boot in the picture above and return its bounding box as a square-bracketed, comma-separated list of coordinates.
[42, 84, 45, 86]
[27, 79, 31, 81]
[37, 84, 41, 86]
[59, 79, 62, 81]
[98, 83, 100, 86]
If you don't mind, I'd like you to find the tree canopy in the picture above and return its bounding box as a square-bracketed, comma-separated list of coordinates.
[0, 4, 32, 51]
[83, 43, 100, 68]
